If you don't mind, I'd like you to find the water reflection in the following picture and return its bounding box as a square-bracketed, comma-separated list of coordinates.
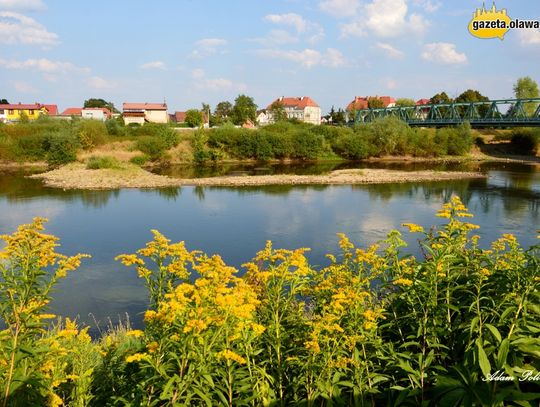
[0, 162, 538, 331]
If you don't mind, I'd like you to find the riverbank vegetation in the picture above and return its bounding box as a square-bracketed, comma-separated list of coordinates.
[1, 198, 539, 406]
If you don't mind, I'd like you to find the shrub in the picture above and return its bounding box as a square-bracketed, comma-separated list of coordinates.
[446, 122, 474, 155]
[135, 136, 167, 161]
[291, 129, 325, 160]
[76, 120, 108, 150]
[45, 132, 79, 165]
[129, 155, 149, 166]
[510, 128, 539, 155]
[333, 129, 372, 159]
[105, 118, 126, 137]
[133, 123, 179, 149]
[367, 116, 412, 155]
[13, 132, 49, 161]
[86, 155, 121, 170]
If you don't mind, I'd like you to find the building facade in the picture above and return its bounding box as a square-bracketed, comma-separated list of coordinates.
[0, 103, 56, 122]
[266, 96, 321, 125]
[123, 103, 168, 125]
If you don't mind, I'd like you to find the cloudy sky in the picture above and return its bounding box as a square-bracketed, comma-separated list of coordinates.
[1, 0, 539, 113]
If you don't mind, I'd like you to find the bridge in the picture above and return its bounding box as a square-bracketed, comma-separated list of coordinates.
[353, 98, 540, 128]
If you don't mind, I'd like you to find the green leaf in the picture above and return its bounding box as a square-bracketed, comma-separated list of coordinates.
[485, 324, 502, 344]
[497, 338, 510, 369]
[476, 340, 491, 379]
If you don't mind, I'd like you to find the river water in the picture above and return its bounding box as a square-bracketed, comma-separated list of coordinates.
[0, 161, 538, 331]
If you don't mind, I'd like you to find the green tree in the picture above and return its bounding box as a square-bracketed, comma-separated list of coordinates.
[185, 109, 203, 128]
[513, 76, 539, 116]
[232, 94, 257, 125]
[429, 92, 452, 104]
[201, 103, 211, 127]
[368, 97, 385, 109]
[395, 98, 416, 107]
[83, 98, 119, 113]
[268, 101, 287, 122]
[330, 107, 346, 125]
[214, 101, 233, 124]
[455, 89, 489, 116]
[0, 99, 8, 104]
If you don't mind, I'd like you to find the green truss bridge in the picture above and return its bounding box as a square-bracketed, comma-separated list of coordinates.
[354, 98, 540, 128]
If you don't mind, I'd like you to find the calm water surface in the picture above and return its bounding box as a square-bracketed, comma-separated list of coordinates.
[1, 161, 539, 331]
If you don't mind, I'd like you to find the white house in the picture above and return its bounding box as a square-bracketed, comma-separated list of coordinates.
[123, 103, 168, 125]
[267, 96, 321, 125]
[81, 107, 112, 121]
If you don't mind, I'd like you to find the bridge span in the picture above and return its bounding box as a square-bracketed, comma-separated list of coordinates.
[354, 98, 540, 128]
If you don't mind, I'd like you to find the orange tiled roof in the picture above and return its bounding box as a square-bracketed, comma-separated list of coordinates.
[123, 103, 167, 111]
[61, 107, 83, 116]
[267, 96, 319, 110]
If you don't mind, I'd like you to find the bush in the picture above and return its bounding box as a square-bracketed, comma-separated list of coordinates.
[291, 129, 326, 160]
[13, 133, 49, 161]
[76, 120, 108, 150]
[510, 128, 539, 155]
[132, 123, 179, 149]
[333, 128, 372, 159]
[105, 118, 126, 137]
[445, 122, 473, 155]
[129, 155, 149, 166]
[86, 155, 121, 169]
[135, 136, 167, 160]
[45, 132, 79, 165]
[367, 116, 412, 155]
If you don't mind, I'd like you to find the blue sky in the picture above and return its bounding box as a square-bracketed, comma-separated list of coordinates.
[1, 0, 539, 114]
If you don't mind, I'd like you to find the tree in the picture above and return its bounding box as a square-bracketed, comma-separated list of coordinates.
[84, 98, 119, 113]
[330, 107, 346, 125]
[0, 99, 8, 104]
[429, 92, 452, 105]
[513, 77, 539, 116]
[268, 101, 287, 122]
[395, 98, 416, 107]
[201, 103, 211, 126]
[185, 109, 203, 128]
[232, 94, 257, 125]
[367, 97, 385, 109]
[214, 101, 233, 124]
[455, 89, 489, 116]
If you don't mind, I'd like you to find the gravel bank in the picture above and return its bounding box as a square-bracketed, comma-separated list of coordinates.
[29, 163, 486, 190]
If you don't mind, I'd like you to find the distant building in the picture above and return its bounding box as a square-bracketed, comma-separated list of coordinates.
[61, 107, 83, 116]
[256, 110, 272, 126]
[81, 107, 112, 121]
[346, 96, 396, 112]
[170, 111, 187, 123]
[266, 96, 321, 125]
[122, 103, 168, 125]
[416, 99, 430, 106]
[0, 103, 56, 122]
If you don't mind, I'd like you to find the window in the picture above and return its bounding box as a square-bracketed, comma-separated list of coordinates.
[0, 110, 4, 114]
[29, 110, 34, 115]
[8, 110, 14, 115]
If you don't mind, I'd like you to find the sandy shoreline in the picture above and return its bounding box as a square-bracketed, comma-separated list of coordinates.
[28, 163, 487, 190]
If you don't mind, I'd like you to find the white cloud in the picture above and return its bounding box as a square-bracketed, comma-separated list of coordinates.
[383, 78, 398, 89]
[319, 0, 360, 18]
[412, 0, 441, 13]
[518, 29, 540, 46]
[257, 48, 346, 68]
[263, 13, 324, 44]
[192, 38, 227, 58]
[12, 80, 36, 93]
[140, 61, 166, 70]
[191, 68, 205, 79]
[421, 42, 467, 65]
[87, 76, 116, 90]
[0, 57, 89, 73]
[0, 0, 46, 11]
[0, 11, 58, 45]
[190, 68, 246, 91]
[340, 0, 430, 38]
[375, 42, 404, 58]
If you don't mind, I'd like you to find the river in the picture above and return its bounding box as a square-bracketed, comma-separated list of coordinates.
[0, 161, 538, 332]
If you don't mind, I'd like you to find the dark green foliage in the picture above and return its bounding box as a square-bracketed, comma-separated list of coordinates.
[333, 127, 372, 159]
[105, 118, 126, 136]
[443, 122, 474, 155]
[185, 109, 203, 128]
[510, 128, 540, 155]
[131, 123, 179, 149]
[129, 155, 149, 166]
[232, 94, 257, 125]
[45, 132, 79, 165]
[135, 136, 167, 160]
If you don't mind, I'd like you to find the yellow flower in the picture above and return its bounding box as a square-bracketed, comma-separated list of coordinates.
[125, 353, 147, 363]
[393, 278, 413, 287]
[126, 330, 144, 338]
[363, 321, 377, 330]
[49, 392, 63, 407]
[144, 310, 157, 322]
[305, 340, 321, 353]
[219, 349, 246, 364]
[146, 341, 159, 353]
[480, 268, 491, 277]
[436, 210, 451, 219]
[402, 223, 424, 233]
[38, 313, 56, 320]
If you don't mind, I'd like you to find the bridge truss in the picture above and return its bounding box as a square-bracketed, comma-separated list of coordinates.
[353, 98, 540, 127]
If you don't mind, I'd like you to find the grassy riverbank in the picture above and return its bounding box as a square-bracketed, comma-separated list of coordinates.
[1, 198, 539, 406]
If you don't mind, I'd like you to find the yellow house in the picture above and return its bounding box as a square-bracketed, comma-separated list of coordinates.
[0, 103, 57, 122]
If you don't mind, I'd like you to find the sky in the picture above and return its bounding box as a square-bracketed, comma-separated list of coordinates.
[0, 0, 539, 114]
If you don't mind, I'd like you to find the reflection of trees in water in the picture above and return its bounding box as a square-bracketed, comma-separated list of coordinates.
[0, 174, 119, 209]
[140, 187, 181, 201]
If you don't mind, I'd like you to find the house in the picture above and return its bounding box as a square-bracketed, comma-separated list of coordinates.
[416, 98, 430, 106]
[81, 107, 112, 121]
[0, 103, 55, 122]
[61, 107, 83, 117]
[346, 96, 396, 112]
[256, 110, 272, 126]
[123, 103, 168, 125]
[174, 111, 187, 123]
[267, 96, 321, 125]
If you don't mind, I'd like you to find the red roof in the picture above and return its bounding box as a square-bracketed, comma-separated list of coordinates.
[174, 111, 187, 122]
[267, 96, 319, 110]
[42, 104, 58, 115]
[61, 107, 83, 116]
[123, 103, 167, 111]
[346, 96, 396, 111]
[0, 103, 47, 110]
[416, 99, 430, 106]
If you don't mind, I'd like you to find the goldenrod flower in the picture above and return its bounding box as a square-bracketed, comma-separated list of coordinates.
[125, 353, 147, 363]
[393, 278, 413, 287]
[219, 349, 246, 364]
[402, 223, 424, 233]
[126, 329, 144, 338]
